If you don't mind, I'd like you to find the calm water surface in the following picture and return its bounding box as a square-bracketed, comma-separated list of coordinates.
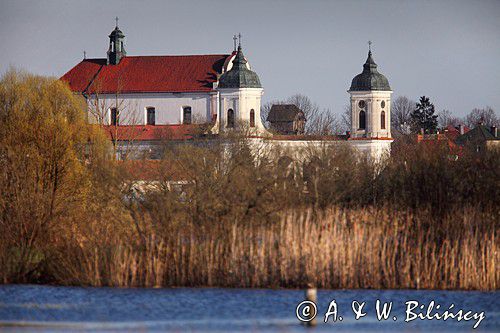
[0, 285, 498, 332]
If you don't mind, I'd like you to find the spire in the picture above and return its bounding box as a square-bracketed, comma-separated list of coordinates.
[349, 43, 391, 91]
[363, 41, 378, 72]
[232, 43, 248, 69]
[217, 33, 262, 89]
[107, 18, 126, 65]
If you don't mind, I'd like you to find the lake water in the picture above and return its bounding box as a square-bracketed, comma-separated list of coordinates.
[0, 285, 498, 332]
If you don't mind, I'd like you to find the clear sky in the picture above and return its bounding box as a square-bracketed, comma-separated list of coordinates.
[0, 0, 499, 118]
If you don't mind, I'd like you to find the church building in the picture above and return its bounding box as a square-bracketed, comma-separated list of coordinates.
[61, 22, 393, 160]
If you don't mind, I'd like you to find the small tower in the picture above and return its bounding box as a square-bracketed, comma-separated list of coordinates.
[215, 35, 267, 135]
[348, 43, 392, 138]
[107, 17, 127, 65]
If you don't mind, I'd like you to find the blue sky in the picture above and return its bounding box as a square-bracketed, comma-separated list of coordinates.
[1, 0, 499, 118]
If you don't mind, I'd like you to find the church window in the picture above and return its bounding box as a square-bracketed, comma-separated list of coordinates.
[250, 109, 255, 127]
[381, 111, 386, 129]
[110, 107, 118, 126]
[358, 100, 366, 109]
[183, 106, 192, 124]
[147, 107, 155, 125]
[359, 110, 366, 130]
[227, 109, 235, 128]
[381, 100, 386, 108]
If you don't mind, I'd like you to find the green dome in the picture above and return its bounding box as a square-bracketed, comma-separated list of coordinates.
[109, 26, 125, 38]
[218, 46, 262, 89]
[350, 51, 391, 91]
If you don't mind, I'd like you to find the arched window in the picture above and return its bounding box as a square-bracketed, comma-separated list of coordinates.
[227, 109, 235, 128]
[146, 107, 155, 125]
[250, 109, 255, 127]
[183, 106, 192, 124]
[110, 107, 118, 126]
[381, 111, 386, 129]
[359, 110, 366, 130]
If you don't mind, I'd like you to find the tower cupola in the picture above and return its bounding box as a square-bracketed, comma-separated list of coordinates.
[107, 17, 126, 65]
[348, 42, 392, 139]
[349, 48, 390, 91]
[214, 34, 267, 135]
[218, 43, 261, 89]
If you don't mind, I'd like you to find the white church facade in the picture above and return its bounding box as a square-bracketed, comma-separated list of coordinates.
[61, 23, 393, 160]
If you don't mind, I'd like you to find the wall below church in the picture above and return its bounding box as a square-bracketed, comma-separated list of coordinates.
[248, 137, 393, 161]
[86, 92, 214, 125]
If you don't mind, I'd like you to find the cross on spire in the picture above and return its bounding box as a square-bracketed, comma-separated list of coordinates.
[233, 34, 237, 51]
[368, 40, 372, 52]
[238, 33, 242, 47]
[83, 50, 86, 59]
[115, 16, 119, 28]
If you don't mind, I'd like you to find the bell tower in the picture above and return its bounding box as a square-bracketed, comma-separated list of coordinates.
[348, 42, 392, 138]
[107, 17, 127, 65]
[215, 34, 267, 135]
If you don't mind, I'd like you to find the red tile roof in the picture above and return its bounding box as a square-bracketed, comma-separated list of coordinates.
[100, 124, 208, 141]
[443, 124, 470, 142]
[61, 54, 231, 94]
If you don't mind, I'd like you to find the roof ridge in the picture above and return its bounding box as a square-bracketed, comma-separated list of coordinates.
[81, 54, 231, 62]
[83, 64, 104, 96]
[124, 54, 230, 58]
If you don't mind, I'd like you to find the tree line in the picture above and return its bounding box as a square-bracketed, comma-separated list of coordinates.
[262, 94, 499, 136]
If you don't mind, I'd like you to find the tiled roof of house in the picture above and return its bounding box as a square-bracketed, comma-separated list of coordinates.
[100, 124, 209, 141]
[443, 125, 470, 142]
[456, 125, 499, 145]
[61, 54, 231, 94]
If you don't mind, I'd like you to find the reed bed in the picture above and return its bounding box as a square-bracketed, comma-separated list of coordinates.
[47, 206, 497, 290]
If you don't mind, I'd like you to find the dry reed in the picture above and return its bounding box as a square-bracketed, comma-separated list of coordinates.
[50, 206, 497, 290]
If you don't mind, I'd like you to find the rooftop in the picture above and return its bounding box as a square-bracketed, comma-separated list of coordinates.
[61, 54, 231, 94]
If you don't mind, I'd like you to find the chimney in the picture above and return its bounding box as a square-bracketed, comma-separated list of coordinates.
[491, 126, 498, 138]
[458, 124, 465, 135]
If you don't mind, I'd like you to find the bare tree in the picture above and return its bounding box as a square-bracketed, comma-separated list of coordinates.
[260, 100, 281, 128]
[286, 94, 320, 125]
[86, 75, 143, 160]
[465, 107, 498, 128]
[307, 108, 341, 135]
[263, 94, 346, 135]
[286, 94, 339, 135]
[438, 109, 462, 128]
[391, 96, 414, 135]
[339, 104, 351, 134]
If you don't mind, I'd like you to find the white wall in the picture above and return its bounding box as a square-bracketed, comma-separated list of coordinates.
[349, 90, 392, 138]
[216, 87, 268, 135]
[86, 92, 213, 125]
[248, 137, 392, 161]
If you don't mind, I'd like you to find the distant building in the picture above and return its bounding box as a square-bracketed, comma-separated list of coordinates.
[456, 125, 499, 153]
[61, 22, 394, 160]
[267, 104, 306, 135]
